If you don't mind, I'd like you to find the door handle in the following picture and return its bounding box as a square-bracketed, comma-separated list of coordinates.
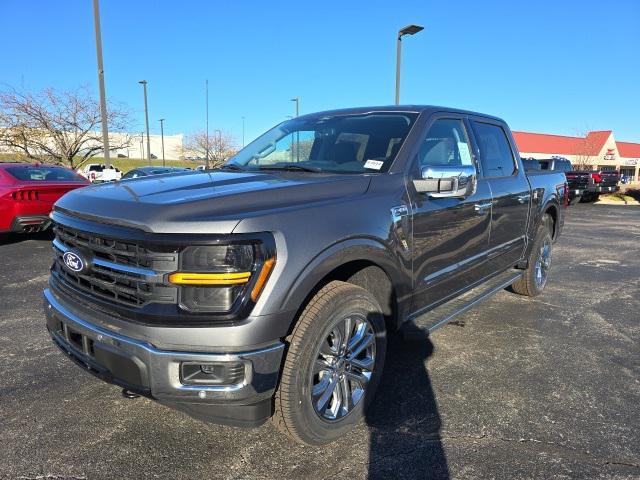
[474, 201, 492, 214]
[517, 194, 531, 204]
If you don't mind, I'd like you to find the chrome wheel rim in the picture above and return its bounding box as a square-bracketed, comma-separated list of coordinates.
[310, 314, 376, 421]
[535, 237, 552, 288]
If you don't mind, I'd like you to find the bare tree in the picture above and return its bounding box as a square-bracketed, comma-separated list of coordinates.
[184, 130, 238, 167]
[0, 85, 132, 168]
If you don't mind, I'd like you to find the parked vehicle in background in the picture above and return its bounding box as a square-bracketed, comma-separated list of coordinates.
[583, 170, 620, 201]
[532, 157, 581, 204]
[121, 166, 190, 180]
[77, 164, 122, 183]
[0, 163, 89, 234]
[538, 157, 573, 173]
[563, 170, 589, 204]
[44, 106, 567, 445]
[521, 157, 541, 171]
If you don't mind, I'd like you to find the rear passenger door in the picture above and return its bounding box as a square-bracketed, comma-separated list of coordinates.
[470, 119, 530, 271]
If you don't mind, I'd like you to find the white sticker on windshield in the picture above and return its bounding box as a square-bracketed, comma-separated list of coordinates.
[364, 159, 384, 170]
[458, 142, 472, 165]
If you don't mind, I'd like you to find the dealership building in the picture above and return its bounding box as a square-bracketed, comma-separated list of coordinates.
[513, 130, 640, 181]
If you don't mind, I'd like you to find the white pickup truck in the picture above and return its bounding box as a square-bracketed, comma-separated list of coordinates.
[77, 164, 122, 183]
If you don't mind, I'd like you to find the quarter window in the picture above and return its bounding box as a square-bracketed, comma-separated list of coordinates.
[472, 122, 516, 177]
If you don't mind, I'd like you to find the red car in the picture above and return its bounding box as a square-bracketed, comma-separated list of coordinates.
[0, 163, 90, 234]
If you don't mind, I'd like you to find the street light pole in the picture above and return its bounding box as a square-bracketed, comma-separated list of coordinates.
[291, 97, 299, 161]
[241, 116, 245, 147]
[92, 0, 111, 168]
[395, 24, 424, 105]
[205, 79, 209, 169]
[214, 129, 222, 165]
[138, 80, 151, 164]
[159, 118, 165, 166]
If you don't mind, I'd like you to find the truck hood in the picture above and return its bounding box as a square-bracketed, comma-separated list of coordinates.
[54, 170, 371, 234]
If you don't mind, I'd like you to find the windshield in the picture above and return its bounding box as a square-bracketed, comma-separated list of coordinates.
[227, 112, 419, 173]
[6, 165, 86, 182]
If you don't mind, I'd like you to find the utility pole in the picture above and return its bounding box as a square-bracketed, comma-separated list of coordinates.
[92, 0, 111, 167]
[138, 80, 151, 164]
[205, 79, 209, 169]
[159, 118, 165, 166]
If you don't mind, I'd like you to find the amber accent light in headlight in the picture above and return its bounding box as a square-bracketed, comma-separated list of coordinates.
[251, 257, 276, 301]
[168, 271, 251, 285]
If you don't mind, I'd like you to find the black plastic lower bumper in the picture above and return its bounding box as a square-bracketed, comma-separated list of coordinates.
[44, 288, 285, 428]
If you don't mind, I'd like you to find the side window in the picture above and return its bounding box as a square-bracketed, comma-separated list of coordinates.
[417, 119, 473, 169]
[472, 122, 516, 177]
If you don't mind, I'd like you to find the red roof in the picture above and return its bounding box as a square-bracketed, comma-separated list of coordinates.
[513, 130, 612, 156]
[616, 141, 640, 158]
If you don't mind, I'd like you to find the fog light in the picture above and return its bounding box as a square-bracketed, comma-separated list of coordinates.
[180, 361, 245, 386]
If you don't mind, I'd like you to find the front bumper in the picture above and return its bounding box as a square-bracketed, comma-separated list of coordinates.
[44, 288, 285, 427]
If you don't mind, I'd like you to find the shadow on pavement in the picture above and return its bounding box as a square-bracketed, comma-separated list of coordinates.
[366, 334, 449, 480]
[0, 229, 54, 245]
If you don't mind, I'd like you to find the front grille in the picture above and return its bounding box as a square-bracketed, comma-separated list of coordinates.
[55, 224, 176, 270]
[52, 224, 178, 309]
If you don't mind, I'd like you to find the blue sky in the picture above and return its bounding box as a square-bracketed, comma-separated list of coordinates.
[1, 0, 638, 144]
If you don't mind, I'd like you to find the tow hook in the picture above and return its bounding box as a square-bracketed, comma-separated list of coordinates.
[121, 388, 140, 399]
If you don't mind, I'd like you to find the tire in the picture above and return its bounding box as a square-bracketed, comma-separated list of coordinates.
[569, 195, 581, 205]
[512, 215, 553, 297]
[273, 281, 387, 445]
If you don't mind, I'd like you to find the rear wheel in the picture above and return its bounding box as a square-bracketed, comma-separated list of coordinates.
[512, 215, 553, 297]
[273, 281, 386, 445]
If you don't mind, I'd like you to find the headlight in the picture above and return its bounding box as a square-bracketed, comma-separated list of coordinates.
[180, 244, 253, 272]
[168, 243, 275, 313]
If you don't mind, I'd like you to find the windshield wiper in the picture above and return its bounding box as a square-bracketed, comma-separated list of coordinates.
[258, 164, 322, 173]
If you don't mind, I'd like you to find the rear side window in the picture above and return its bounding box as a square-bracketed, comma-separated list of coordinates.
[559, 160, 572, 171]
[472, 122, 516, 177]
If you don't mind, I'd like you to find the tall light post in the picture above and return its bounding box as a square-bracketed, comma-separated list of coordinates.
[92, 0, 111, 167]
[241, 116, 245, 147]
[205, 79, 209, 169]
[138, 80, 151, 164]
[159, 118, 165, 166]
[214, 129, 222, 165]
[291, 97, 299, 161]
[395, 24, 423, 105]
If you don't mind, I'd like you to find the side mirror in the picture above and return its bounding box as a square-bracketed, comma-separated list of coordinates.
[413, 165, 477, 198]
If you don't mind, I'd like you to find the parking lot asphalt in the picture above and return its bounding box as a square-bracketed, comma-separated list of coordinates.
[0, 203, 638, 480]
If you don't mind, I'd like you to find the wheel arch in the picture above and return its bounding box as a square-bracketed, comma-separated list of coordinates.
[278, 238, 410, 335]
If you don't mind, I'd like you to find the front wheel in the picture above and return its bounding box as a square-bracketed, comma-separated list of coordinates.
[512, 215, 553, 297]
[272, 281, 387, 445]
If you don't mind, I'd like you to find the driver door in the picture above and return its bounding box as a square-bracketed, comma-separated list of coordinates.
[408, 116, 493, 315]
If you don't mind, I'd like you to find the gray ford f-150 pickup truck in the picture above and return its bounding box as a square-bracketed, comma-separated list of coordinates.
[44, 106, 567, 445]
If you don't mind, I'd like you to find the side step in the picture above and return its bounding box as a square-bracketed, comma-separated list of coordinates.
[400, 270, 524, 341]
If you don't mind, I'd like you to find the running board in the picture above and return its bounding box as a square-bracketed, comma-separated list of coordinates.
[400, 270, 524, 341]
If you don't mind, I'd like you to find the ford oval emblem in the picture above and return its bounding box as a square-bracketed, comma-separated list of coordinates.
[62, 251, 86, 273]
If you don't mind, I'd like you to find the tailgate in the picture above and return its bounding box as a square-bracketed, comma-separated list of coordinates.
[564, 171, 589, 189]
[598, 171, 620, 187]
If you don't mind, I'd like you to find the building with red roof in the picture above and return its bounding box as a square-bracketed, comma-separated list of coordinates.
[513, 130, 640, 181]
